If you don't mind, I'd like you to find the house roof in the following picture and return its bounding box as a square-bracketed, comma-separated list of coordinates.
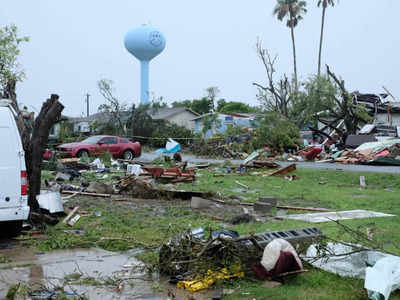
[148, 107, 199, 120]
[191, 112, 257, 121]
[69, 111, 133, 123]
[68, 107, 200, 124]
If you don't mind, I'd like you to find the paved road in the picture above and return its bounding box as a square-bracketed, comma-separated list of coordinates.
[140, 152, 400, 174]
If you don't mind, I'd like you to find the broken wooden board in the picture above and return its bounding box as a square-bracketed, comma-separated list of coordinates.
[68, 214, 81, 227]
[61, 190, 111, 198]
[276, 206, 330, 212]
[62, 206, 79, 224]
[269, 164, 296, 176]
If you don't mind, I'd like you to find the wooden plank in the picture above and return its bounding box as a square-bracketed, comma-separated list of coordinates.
[269, 164, 296, 176]
[61, 190, 111, 198]
[62, 206, 79, 224]
[68, 214, 81, 227]
[276, 205, 330, 212]
[235, 180, 249, 189]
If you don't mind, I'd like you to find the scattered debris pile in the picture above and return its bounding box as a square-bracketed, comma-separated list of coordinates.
[160, 227, 324, 292]
[190, 139, 250, 159]
[329, 139, 400, 165]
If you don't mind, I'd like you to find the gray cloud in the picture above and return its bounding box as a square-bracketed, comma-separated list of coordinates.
[1, 0, 399, 116]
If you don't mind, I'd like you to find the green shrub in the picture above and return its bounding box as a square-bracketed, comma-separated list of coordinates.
[253, 112, 300, 151]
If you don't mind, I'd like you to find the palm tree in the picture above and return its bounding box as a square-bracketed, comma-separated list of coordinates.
[317, 0, 337, 76]
[273, 0, 307, 92]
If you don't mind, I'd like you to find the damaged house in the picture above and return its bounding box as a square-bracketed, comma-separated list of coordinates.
[192, 112, 258, 138]
[314, 92, 400, 148]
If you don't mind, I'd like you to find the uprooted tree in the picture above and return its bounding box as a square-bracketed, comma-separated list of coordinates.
[1, 24, 64, 212]
[308, 65, 372, 144]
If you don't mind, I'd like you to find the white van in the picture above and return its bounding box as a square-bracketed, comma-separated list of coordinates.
[0, 99, 30, 236]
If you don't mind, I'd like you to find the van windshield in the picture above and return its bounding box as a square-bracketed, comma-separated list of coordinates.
[80, 136, 103, 144]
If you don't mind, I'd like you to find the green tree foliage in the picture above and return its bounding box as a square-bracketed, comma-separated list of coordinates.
[273, 0, 307, 92]
[254, 112, 300, 151]
[150, 120, 194, 148]
[290, 75, 338, 129]
[201, 114, 221, 136]
[125, 103, 194, 147]
[171, 97, 213, 115]
[171, 87, 221, 115]
[0, 24, 29, 95]
[218, 101, 256, 113]
[127, 104, 153, 141]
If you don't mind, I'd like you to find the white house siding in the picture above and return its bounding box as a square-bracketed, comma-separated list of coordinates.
[167, 111, 196, 130]
[73, 121, 91, 133]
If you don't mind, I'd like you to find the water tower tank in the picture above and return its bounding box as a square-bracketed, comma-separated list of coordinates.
[124, 25, 166, 105]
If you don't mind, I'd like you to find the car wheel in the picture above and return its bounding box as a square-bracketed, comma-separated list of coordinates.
[77, 150, 89, 158]
[0, 221, 23, 238]
[123, 150, 134, 160]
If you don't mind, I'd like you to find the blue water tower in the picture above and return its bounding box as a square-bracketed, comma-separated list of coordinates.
[124, 25, 166, 105]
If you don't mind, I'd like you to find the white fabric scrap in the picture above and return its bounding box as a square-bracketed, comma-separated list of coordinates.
[261, 239, 302, 271]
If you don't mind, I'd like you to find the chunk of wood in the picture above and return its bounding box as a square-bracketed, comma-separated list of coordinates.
[61, 190, 111, 198]
[269, 164, 296, 176]
[62, 206, 79, 224]
[235, 180, 249, 189]
[58, 158, 79, 164]
[263, 281, 282, 288]
[68, 214, 81, 227]
[276, 205, 330, 212]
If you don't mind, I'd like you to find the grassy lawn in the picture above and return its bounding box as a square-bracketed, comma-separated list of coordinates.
[25, 167, 400, 299]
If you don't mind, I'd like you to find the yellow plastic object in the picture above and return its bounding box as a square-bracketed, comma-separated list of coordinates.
[177, 267, 244, 292]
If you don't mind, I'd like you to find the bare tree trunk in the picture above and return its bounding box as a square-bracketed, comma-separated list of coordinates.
[318, 6, 326, 76]
[290, 24, 298, 93]
[27, 94, 64, 209]
[3, 81, 64, 213]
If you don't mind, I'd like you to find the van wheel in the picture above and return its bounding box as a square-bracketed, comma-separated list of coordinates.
[123, 150, 134, 160]
[77, 150, 89, 158]
[0, 221, 22, 238]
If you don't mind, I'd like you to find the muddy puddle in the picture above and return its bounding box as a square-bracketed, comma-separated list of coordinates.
[0, 243, 214, 299]
[0, 245, 158, 299]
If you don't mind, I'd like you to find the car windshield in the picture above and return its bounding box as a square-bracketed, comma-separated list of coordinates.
[80, 136, 103, 144]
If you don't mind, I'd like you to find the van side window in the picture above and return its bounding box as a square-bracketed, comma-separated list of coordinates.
[120, 138, 129, 143]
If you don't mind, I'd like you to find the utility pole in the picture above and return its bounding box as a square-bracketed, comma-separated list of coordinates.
[85, 93, 90, 117]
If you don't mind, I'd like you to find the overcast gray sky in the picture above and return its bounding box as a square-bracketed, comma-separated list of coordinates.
[1, 1, 399, 117]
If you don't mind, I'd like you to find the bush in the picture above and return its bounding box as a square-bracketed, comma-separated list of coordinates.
[253, 112, 300, 151]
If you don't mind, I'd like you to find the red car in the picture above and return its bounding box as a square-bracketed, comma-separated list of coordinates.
[57, 135, 141, 160]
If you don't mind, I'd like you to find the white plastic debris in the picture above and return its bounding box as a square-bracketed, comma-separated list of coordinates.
[155, 138, 181, 154]
[127, 164, 143, 176]
[37, 191, 64, 213]
[90, 158, 105, 169]
[304, 243, 395, 279]
[365, 257, 400, 300]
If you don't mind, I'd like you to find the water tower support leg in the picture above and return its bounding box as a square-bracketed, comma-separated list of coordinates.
[140, 60, 150, 105]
